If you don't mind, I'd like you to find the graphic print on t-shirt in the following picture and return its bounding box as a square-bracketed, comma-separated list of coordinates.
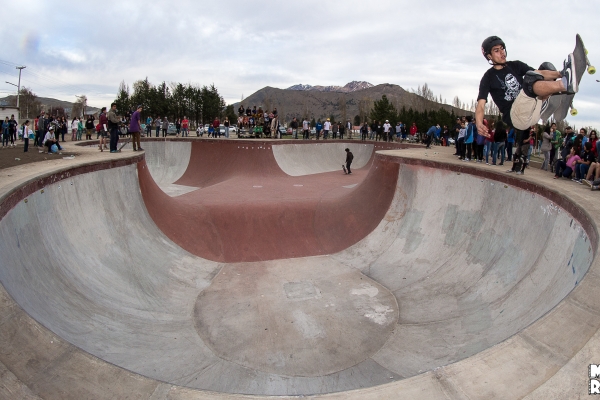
[496, 74, 521, 102]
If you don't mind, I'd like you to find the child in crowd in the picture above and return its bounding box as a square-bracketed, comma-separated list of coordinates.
[554, 147, 580, 179]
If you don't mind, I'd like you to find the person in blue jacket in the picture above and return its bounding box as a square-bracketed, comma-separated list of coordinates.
[506, 128, 515, 161]
[315, 120, 323, 140]
[425, 125, 437, 149]
[463, 116, 475, 161]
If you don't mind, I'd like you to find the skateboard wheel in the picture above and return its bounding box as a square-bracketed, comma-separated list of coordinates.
[570, 108, 578, 116]
[585, 48, 589, 55]
[588, 65, 596, 74]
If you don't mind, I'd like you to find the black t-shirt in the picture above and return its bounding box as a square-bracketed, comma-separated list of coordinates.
[494, 128, 507, 143]
[582, 151, 596, 164]
[478, 61, 534, 126]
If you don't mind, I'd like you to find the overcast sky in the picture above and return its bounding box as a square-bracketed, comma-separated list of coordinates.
[1, 0, 598, 128]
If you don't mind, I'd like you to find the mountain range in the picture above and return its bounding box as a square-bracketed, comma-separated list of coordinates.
[286, 81, 374, 93]
[235, 83, 468, 123]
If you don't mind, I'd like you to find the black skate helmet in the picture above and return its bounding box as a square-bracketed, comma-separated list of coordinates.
[481, 36, 506, 63]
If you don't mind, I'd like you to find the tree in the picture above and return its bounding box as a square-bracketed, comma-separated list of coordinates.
[369, 95, 397, 125]
[10, 87, 42, 119]
[200, 84, 225, 123]
[72, 95, 87, 117]
[338, 95, 347, 124]
[353, 115, 361, 126]
[225, 105, 237, 125]
[358, 97, 372, 123]
[114, 80, 131, 116]
[417, 83, 435, 101]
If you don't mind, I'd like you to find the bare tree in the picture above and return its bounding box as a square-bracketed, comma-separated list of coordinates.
[358, 97, 373, 123]
[417, 83, 435, 101]
[452, 96, 462, 109]
[338, 95, 347, 123]
[9, 87, 42, 119]
[72, 95, 88, 117]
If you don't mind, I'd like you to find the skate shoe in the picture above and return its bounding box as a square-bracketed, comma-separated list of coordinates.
[562, 53, 578, 94]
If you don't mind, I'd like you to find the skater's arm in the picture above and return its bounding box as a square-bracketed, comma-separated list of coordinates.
[475, 99, 489, 137]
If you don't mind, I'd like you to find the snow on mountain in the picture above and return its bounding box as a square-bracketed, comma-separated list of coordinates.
[286, 81, 373, 93]
[286, 84, 313, 91]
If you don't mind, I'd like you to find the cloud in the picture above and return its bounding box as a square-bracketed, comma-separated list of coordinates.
[0, 0, 597, 127]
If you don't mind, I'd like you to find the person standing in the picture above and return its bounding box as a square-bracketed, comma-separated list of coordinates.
[383, 120, 391, 142]
[98, 107, 108, 151]
[129, 105, 144, 151]
[224, 117, 230, 138]
[332, 121, 338, 139]
[212, 117, 220, 138]
[540, 125, 552, 171]
[146, 115, 153, 137]
[155, 116, 161, 137]
[493, 120, 507, 166]
[85, 116, 94, 140]
[290, 117, 299, 139]
[339, 122, 345, 140]
[410, 122, 417, 140]
[162, 117, 169, 137]
[21, 120, 34, 152]
[345, 148, 354, 174]
[302, 117, 310, 140]
[60, 117, 68, 142]
[369, 121, 377, 140]
[550, 123, 562, 171]
[361, 122, 368, 141]
[71, 117, 79, 141]
[7, 115, 17, 147]
[175, 119, 181, 137]
[346, 120, 352, 139]
[107, 103, 121, 153]
[315, 120, 322, 140]
[36, 112, 47, 147]
[271, 115, 280, 139]
[323, 118, 331, 139]
[181, 116, 189, 137]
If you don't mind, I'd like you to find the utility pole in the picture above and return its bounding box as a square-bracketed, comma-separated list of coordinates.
[15, 66, 26, 110]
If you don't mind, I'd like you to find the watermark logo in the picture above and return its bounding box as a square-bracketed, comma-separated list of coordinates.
[590, 364, 600, 394]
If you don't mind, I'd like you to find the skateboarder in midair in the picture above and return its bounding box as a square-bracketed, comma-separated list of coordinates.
[475, 36, 579, 174]
[344, 148, 354, 174]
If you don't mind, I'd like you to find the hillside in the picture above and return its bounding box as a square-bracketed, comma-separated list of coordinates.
[0, 95, 99, 114]
[234, 83, 470, 123]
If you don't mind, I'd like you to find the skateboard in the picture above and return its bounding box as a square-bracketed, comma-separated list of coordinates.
[117, 139, 131, 152]
[540, 34, 595, 123]
[342, 165, 347, 174]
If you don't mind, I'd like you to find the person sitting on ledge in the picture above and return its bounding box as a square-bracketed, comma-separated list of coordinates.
[43, 126, 63, 154]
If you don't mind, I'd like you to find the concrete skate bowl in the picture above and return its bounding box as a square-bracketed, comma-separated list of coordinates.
[0, 139, 597, 399]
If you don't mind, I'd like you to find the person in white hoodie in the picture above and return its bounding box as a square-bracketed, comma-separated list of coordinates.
[323, 118, 332, 139]
[71, 117, 79, 141]
[21, 120, 34, 152]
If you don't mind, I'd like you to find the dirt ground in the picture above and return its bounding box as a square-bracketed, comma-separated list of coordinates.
[0, 141, 78, 169]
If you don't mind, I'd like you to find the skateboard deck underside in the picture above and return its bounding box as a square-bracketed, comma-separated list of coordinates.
[541, 34, 588, 123]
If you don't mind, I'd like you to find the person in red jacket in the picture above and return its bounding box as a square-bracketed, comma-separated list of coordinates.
[181, 116, 189, 137]
[410, 122, 417, 138]
[212, 117, 220, 138]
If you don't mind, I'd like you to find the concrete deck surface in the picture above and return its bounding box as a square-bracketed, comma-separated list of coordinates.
[0, 138, 597, 399]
